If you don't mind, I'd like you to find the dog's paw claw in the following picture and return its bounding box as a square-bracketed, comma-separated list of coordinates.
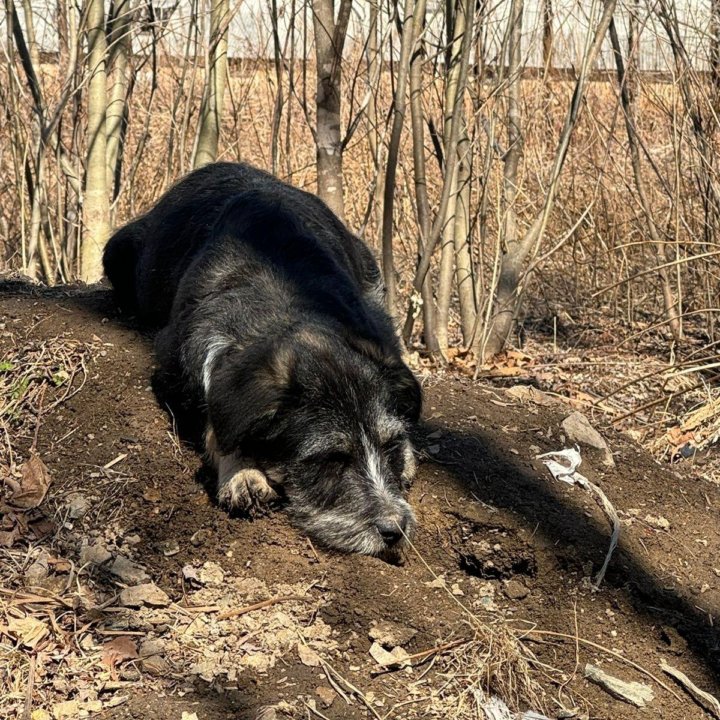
[218, 469, 278, 511]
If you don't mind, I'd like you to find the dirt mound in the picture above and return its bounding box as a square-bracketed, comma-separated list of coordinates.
[1, 280, 719, 720]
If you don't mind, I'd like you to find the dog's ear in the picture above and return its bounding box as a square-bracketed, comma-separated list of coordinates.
[344, 334, 422, 423]
[206, 340, 296, 454]
[384, 360, 422, 423]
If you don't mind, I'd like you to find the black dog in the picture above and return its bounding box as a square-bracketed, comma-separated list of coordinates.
[103, 162, 421, 555]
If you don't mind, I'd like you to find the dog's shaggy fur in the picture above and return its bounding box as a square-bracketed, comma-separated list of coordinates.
[103, 162, 422, 555]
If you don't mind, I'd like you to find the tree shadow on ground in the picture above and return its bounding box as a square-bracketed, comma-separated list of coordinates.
[422, 419, 720, 691]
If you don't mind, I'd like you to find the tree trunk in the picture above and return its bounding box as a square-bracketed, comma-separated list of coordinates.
[482, 0, 523, 358]
[194, 0, 230, 168]
[380, 0, 416, 316]
[453, 125, 476, 345]
[106, 0, 133, 199]
[269, 0, 284, 174]
[542, 0, 553, 77]
[435, 0, 473, 353]
[367, 0, 386, 248]
[405, 0, 439, 352]
[81, 0, 111, 282]
[312, 0, 352, 220]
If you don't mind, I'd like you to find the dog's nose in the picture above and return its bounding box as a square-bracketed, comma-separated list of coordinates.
[375, 517, 406, 547]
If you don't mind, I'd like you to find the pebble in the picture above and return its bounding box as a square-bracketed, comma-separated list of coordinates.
[198, 561, 225, 586]
[120, 582, 170, 608]
[66, 493, 91, 519]
[190, 528, 212, 547]
[110, 555, 150, 584]
[503, 579, 529, 600]
[25, 551, 50, 586]
[52, 701, 79, 720]
[368, 620, 417, 648]
[139, 638, 167, 657]
[315, 686, 336, 708]
[80, 541, 112, 567]
[561, 411, 615, 467]
[141, 655, 170, 676]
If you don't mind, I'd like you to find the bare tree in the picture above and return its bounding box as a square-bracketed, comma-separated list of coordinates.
[542, 0, 553, 76]
[406, 0, 439, 352]
[312, 0, 352, 220]
[194, 0, 230, 168]
[381, 0, 417, 315]
[106, 0, 133, 200]
[82, 0, 111, 282]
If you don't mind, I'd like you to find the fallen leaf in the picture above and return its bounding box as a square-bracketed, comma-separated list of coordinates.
[102, 636, 139, 679]
[10, 454, 52, 509]
[0, 526, 21, 547]
[8, 616, 49, 649]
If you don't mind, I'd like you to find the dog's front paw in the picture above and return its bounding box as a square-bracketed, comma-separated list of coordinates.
[218, 468, 279, 511]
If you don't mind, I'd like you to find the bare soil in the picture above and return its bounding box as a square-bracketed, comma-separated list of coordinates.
[2, 280, 720, 720]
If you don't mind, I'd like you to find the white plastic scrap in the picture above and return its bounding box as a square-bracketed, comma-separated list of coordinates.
[536, 446, 586, 486]
[481, 696, 551, 720]
[536, 447, 620, 589]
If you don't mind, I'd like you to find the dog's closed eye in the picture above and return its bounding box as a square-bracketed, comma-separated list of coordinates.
[304, 450, 352, 468]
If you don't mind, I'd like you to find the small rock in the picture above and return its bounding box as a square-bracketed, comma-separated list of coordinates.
[368, 620, 417, 648]
[182, 564, 200, 584]
[425, 575, 446, 589]
[504, 579, 529, 600]
[426, 444, 441, 455]
[561, 412, 615, 467]
[141, 654, 169, 676]
[315, 686, 336, 708]
[80, 541, 112, 567]
[25, 551, 50, 586]
[198, 561, 224, 585]
[120, 583, 170, 608]
[189, 659, 217, 682]
[139, 638, 166, 657]
[158, 539, 180, 557]
[451, 583, 464, 596]
[584, 663, 654, 707]
[110, 555, 149, 584]
[298, 644, 321, 667]
[644, 514, 670, 530]
[66, 493, 90, 519]
[190, 528, 212, 547]
[369, 641, 411, 668]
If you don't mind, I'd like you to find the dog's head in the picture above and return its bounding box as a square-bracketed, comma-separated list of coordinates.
[207, 326, 421, 555]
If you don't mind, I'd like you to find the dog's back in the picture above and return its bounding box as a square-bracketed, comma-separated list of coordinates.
[103, 163, 384, 328]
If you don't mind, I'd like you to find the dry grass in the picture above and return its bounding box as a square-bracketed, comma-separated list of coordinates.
[0, 330, 96, 473]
